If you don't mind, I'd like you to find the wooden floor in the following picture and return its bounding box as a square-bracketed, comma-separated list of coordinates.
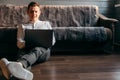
[32, 54, 120, 80]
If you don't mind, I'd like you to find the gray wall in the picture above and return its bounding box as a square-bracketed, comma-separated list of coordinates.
[0, 0, 115, 17]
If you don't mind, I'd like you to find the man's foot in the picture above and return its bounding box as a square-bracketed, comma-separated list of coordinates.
[8, 62, 33, 80]
[0, 58, 11, 79]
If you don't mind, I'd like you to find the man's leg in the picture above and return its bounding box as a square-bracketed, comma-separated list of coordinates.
[17, 47, 51, 69]
[7, 47, 50, 80]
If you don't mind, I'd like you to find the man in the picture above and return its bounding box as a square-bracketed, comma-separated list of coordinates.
[0, 1, 55, 80]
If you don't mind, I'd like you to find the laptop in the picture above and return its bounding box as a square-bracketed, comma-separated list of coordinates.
[25, 29, 53, 48]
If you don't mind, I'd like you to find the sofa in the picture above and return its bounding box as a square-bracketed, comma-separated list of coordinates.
[0, 5, 118, 59]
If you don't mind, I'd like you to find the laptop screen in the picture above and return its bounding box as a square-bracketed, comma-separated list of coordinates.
[25, 29, 53, 48]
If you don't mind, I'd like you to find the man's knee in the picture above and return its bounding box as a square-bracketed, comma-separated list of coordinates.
[37, 47, 51, 63]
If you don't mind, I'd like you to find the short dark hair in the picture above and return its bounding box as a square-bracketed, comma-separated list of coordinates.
[27, 2, 40, 11]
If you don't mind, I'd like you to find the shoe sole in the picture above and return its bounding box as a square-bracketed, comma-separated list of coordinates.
[8, 62, 33, 80]
[0, 59, 10, 79]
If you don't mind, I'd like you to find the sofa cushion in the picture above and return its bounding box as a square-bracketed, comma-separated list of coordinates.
[0, 27, 17, 43]
[53, 27, 107, 42]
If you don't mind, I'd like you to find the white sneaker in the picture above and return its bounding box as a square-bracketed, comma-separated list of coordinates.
[0, 58, 11, 79]
[8, 62, 33, 80]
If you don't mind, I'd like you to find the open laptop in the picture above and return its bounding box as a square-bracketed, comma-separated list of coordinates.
[25, 29, 53, 48]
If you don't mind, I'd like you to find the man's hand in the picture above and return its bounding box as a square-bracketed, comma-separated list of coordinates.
[17, 41, 25, 49]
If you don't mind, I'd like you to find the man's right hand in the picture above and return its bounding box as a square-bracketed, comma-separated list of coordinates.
[17, 41, 25, 49]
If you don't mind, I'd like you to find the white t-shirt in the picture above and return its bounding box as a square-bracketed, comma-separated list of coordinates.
[17, 20, 55, 48]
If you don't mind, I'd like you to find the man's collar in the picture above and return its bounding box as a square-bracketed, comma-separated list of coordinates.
[29, 20, 40, 24]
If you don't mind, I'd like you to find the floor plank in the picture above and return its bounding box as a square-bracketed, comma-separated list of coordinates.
[32, 54, 120, 80]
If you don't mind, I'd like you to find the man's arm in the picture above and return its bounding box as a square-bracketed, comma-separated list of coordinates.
[46, 21, 56, 46]
[17, 24, 25, 49]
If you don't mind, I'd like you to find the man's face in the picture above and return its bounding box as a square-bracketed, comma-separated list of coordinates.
[27, 6, 41, 22]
